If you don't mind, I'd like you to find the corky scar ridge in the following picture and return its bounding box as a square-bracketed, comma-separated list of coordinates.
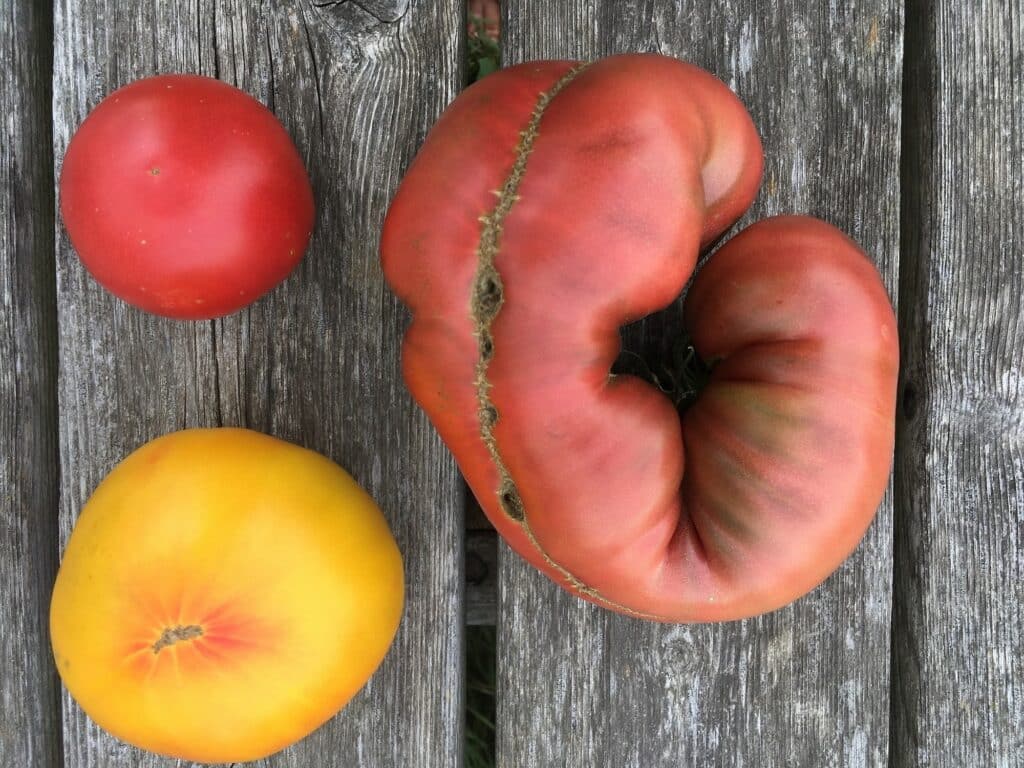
[468, 63, 661, 621]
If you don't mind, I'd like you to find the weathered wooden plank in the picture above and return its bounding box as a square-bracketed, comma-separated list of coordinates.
[891, 2, 1023, 766]
[53, 1, 463, 765]
[0, 2, 62, 766]
[497, 2, 902, 766]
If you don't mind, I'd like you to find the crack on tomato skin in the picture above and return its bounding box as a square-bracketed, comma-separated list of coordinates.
[478, 331, 494, 361]
[470, 65, 590, 525]
[498, 482, 525, 522]
[467, 63, 666, 622]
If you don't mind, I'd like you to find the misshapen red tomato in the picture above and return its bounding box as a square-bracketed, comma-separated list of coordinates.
[60, 74, 314, 319]
[382, 54, 899, 622]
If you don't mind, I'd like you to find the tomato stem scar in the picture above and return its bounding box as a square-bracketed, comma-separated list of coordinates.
[152, 624, 204, 654]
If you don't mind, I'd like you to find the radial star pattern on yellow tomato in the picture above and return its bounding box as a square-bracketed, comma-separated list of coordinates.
[50, 428, 404, 763]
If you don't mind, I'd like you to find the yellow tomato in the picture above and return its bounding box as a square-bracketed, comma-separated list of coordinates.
[50, 428, 404, 763]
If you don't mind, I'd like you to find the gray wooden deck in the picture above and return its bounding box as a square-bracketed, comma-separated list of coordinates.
[1, 1, 1021, 766]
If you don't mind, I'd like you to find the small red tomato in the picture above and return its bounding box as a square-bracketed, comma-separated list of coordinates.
[60, 74, 314, 319]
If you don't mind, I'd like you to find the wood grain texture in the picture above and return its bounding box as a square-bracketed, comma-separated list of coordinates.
[497, 2, 902, 766]
[0, 2, 62, 766]
[52, 1, 464, 765]
[892, 1, 1023, 766]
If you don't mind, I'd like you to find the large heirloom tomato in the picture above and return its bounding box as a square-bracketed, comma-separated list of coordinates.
[60, 74, 314, 319]
[382, 54, 898, 622]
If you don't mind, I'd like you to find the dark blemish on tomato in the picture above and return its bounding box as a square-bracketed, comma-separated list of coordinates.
[480, 404, 498, 428]
[499, 483, 524, 521]
[476, 275, 502, 316]
[479, 332, 494, 361]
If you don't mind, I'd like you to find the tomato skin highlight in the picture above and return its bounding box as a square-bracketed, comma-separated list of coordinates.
[59, 74, 314, 319]
[382, 54, 898, 622]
